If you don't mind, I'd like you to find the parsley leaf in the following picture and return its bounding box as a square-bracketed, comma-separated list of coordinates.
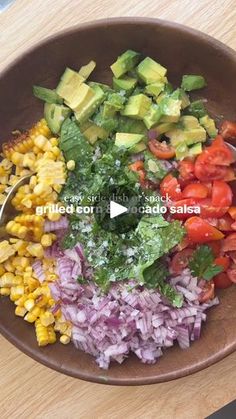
[189, 245, 223, 280]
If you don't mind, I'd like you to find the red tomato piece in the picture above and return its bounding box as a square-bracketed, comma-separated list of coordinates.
[220, 120, 236, 140]
[228, 207, 236, 220]
[206, 241, 222, 257]
[217, 214, 234, 231]
[148, 139, 175, 160]
[214, 256, 230, 271]
[170, 249, 194, 274]
[197, 198, 228, 219]
[182, 183, 208, 199]
[226, 268, 236, 283]
[185, 216, 224, 243]
[129, 160, 144, 172]
[170, 198, 199, 220]
[212, 180, 233, 207]
[214, 272, 232, 289]
[194, 153, 229, 181]
[160, 174, 182, 201]
[207, 135, 234, 165]
[221, 233, 236, 252]
[178, 158, 195, 181]
[222, 167, 235, 182]
[199, 281, 215, 303]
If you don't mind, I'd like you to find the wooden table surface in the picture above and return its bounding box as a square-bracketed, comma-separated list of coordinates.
[1, 1, 236, 418]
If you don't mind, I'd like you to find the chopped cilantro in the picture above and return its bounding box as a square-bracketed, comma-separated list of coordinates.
[189, 245, 223, 280]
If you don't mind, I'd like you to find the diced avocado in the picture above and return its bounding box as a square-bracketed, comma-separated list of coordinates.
[186, 100, 207, 118]
[102, 92, 126, 118]
[152, 122, 175, 135]
[93, 109, 119, 133]
[130, 141, 147, 153]
[122, 94, 151, 120]
[179, 89, 190, 109]
[66, 83, 95, 111]
[132, 86, 143, 96]
[44, 103, 71, 134]
[117, 117, 147, 135]
[113, 76, 137, 95]
[180, 115, 200, 129]
[200, 115, 218, 137]
[156, 92, 167, 104]
[59, 118, 92, 162]
[88, 81, 113, 94]
[181, 75, 207, 91]
[110, 50, 141, 78]
[144, 153, 169, 180]
[33, 86, 63, 104]
[56, 68, 85, 102]
[143, 104, 162, 129]
[115, 133, 144, 149]
[166, 115, 207, 147]
[159, 97, 182, 123]
[78, 60, 96, 79]
[145, 82, 165, 98]
[80, 121, 108, 145]
[175, 142, 202, 160]
[137, 57, 167, 84]
[74, 84, 105, 123]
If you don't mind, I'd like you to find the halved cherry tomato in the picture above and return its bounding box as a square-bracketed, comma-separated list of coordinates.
[202, 181, 213, 197]
[226, 268, 236, 283]
[228, 207, 236, 220]
[170, 249, 194, 274]
[199, 281, 215, 303]
[217, 214, 234, 231]
[221, 233, 236, 252]
[220, 120, 236, 140]
[212, 180, 233, 207]
[206, 241, 222, 257]
[170, 198, 199, 220]
[194, 153, 229, 181]
[176, 236, 194, 251]
[129, 160, 144, 171]
[222, 167, 235, 182]
[182, 183, 208, 199]
[231, 221, 236, 230]
[185, 216, 224, 243]
[206, 135, 234, 165]
[148, 139, 175, 160]
[197, 198, 228, 219]
[160, 174, 182, 201]
[213, 272, 232, 289]
[178, 158, 195, 181]
[214, 256, 230, 272]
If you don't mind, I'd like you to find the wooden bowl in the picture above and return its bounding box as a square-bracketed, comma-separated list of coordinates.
[1, 17, 236, 385]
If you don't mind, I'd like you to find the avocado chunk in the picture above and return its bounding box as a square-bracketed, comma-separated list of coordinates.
[200, 115, 218, 137]
[110, 50, 141, 78]
[166, 116, 207, 147]
[137, 57, 167, 84]
[33, 86, 63, 104]
[117, 117, 147, 135]
[66, 82, 95, 111]
[143, 104, 162, 129]
[174, 88, 190, 109]
[186, 100, 207, 118]
[115, 133, 145, 149]
[88, 81, 113, 94]
[159, 97, 182, 123]
[130, 141, 147, 153]
[113, 76, 137, 95]
[56, 68, 85, 102]
[80, 121, 108, 145]
[181, 75, 207, 91]
[102, 92, 126, 117]
[144, 154, 170, 180]
[145, 82, 165, 98]
[44, 103, 71, 134]
[152, 122, 175, 134]
[122, 94, 151, 120]
[93, 109, 119, 133]
[78, 60, 96, 79]
[74, 84, 105, 123]
[175, 142, 202, 160]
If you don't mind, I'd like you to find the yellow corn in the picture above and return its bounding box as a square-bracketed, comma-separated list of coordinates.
[0, 287, 11, 296]
[0, 240, 16, 263]
[11, 152, 24, 166]
[47, 212, 61, 222]
[24, 298, 35, 312]
[0, 265, 6, 276]
[0, 272, 18, 287]
[26, 243, 44, 258]
[3, 259, 15, 273]
[10, 285, 25, 301]
[60, 335, 70, 345]
[35, 319, 49, 346]
[66, 160, 75, 171]
[40, 311, 54, 326]
[48, 326, 57, 344]
[24, 312, 37, 323]
[15, 295, 27, 307]
[15, 306, 27, 317]
[41, 234, 53, 247]
[31, 306, 41, 318]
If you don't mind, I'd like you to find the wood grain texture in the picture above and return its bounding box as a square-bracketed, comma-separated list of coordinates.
[1, 1, 236, 418]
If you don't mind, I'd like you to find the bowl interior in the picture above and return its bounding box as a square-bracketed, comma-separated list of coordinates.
[1, 18, 236, 385]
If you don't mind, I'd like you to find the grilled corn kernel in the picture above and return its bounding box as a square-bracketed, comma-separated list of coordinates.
[0, 240, 16, 263]
[31, 306, 41, 318]
[3, 260, 14, 273]
[40, 311, 54, 326]
[24, 298, 35, 312]
[27, 278, 39, 292]
[66, 160, 75, 171]
[35, 294, 48, 307]
[26, 243, 44, 258]
[60, 335, 70, 345]
[0, 287, 11, 296]
[47, 212, 61, 222]
[0, 272, 16, 287]
[41, 234, 53, 247]
[50, 138, 58, 146]
[24, 312, 37, 323]
[48, 326, 57, 344]
[10, 285, 25, 301]
[15, 306, 27, 317]
[15, 295, 27, 306]
[35, 319, 49, 346]
[0, 265, 6, 276]
[11, 152, 24, 166]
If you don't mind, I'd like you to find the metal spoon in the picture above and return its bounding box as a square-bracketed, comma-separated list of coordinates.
[0, 174, 31, 239]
